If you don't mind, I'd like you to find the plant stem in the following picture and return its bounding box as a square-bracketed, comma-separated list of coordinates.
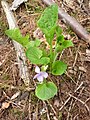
[50, 42, 53, 71]
[53, 53, 59, 62]
[53, 40, 58, 63]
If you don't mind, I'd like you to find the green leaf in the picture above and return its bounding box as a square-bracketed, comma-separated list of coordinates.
[42, 49, 48, 57]
[38, 4, 58, 32]
[52, 61, 67, 75]
[34, 39, 41, 47]
[55, 25, 62, 36]
[57, 35, 65, 44]
[35, 82, 57, 100]
[5, 29, 30, 48]
[37, 4, 58, 44]
[25, 39, 41, 49]
[26, 47, 50, 65]
[56, 40, 74, 52]
[62, 40, 74, 48]
[26, 47, 42, 64]
[5, 28, 22, 40]
[25, 41, 35, 48]
[56, 44, 64, 52]
[20, 35, 30, 47]
[40, 57, 50, 65]
[45, 27, 56, 44]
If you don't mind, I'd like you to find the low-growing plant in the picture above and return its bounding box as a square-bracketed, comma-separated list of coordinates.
[5, 4, 73, 100]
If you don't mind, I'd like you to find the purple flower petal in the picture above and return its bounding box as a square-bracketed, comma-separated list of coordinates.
[41, 72, 48, 78]
[33, 74, 39, 79]
[37, 75, 44, 82]
[34, 66, 48, 82]
[35, 66, 40, 73]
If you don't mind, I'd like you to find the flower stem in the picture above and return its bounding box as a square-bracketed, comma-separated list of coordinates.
[50, 42, 53, 72]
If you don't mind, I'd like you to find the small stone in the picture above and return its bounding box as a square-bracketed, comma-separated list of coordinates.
[54, 99, 60, 107]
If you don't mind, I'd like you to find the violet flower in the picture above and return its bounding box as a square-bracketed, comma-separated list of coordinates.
[33, 66, 48, 82]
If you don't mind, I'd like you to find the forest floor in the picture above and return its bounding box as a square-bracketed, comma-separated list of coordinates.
[0, 0, 90, 120]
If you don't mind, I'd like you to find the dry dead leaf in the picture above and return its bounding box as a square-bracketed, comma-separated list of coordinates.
[2, 102, 10, 109]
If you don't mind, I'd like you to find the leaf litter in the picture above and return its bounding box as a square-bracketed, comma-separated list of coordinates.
[0, 0, 90, 119]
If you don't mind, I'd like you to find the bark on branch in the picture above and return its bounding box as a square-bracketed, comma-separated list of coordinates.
[42, 0, 90, 43]
[1, 0, 30, 86]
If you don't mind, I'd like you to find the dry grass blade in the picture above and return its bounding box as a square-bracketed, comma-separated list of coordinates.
[59, 82, 84, 111]
[68, 93, 90, 113]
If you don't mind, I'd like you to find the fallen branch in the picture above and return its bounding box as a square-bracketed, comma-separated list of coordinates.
[1, 0, 30, 86]
[42, 0, 90, 43]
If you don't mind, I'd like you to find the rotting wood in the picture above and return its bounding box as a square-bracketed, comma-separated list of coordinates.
[42, 0, 90, 43]
[1, 0, 30, 86]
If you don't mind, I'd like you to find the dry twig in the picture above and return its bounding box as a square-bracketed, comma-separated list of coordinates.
[47, 100, 57, 116]
[72, 44, 80, 68]
[43, 101, 51, 120]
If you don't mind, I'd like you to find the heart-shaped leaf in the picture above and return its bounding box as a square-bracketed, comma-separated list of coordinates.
[35, 82, 57, 100]
[26, 47, 42, 64]
[52, 61, 67, 75]
[26, 47, 50, 65]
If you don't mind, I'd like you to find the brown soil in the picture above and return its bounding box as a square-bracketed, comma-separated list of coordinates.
[0, 0, 90, 120]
